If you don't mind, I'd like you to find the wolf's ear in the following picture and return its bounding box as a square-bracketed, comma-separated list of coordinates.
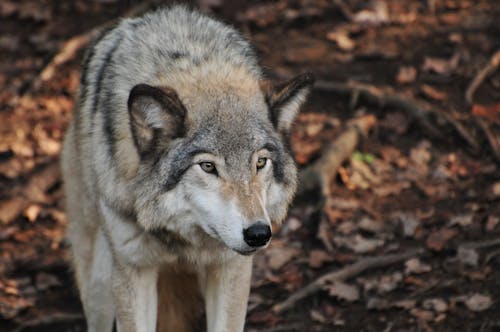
[261, 73, 315, 134]
[128, 84, 186, 156]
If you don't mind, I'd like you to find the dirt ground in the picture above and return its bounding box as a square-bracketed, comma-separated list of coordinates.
[1, 0, 500, 331]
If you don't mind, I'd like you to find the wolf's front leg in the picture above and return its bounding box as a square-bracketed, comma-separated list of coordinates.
[203, 256, 253, 332]
[112, 263, 158, 332]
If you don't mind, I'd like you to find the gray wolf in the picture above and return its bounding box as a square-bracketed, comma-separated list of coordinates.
[61, 5, 313, 332]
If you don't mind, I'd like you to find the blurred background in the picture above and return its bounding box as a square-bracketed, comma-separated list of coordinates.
[0, 0, 499, 331]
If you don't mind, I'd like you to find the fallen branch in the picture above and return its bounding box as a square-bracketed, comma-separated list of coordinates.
[461, 237, 500, 250]
[314, 80, 443, 139]
[272, 248, 423, 314]
[297, 114, 376, 198]
[31, 0, 159, 91]
[465, 49, 500, 105]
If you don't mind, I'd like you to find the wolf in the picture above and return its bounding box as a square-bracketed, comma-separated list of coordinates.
[61, 5, 313, 332]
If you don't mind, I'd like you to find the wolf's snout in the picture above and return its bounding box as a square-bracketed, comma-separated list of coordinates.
[243, 223, 271, 247]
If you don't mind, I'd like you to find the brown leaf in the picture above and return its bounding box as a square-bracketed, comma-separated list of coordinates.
[396, 66, 417, 84]
[426, 228, 457, 251]
[410, 308, 435, 322]
[485, 215, 500, 231]
[420, 84, 448, 101]
[405, 258, 432, 275]
[310, 309, 327, 323]
[377, 272, 403, 294]
[324, 281, 360, 302]
[308, 250, 333, 268]
[423, 298, 448, 313]
[464, 294, 493, 312]
[23, 204, 42, 222]
[422, 53, 460, 75]
[472, 104, 500, 123]
[326, 31, 355, 51]
[393, 299, 416, 310]
[456, 247, 479, 267]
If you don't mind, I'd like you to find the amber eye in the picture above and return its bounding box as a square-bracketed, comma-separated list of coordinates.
[199, 162, 217, 174]
[256, 157, 267, 170]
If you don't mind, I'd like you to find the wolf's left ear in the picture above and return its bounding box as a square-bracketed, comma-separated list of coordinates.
[128, 84, 186, 156]
[261, 73, 315, 134]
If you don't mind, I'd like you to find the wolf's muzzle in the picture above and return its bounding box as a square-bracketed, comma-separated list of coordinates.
[243, 223, 271, 247]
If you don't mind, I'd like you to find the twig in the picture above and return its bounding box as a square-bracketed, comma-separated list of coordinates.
[465, 49, 500, 105]
[13, 312, 84, 332]
[441, 111, 480, 151]
[314, 80, 443, 139]
[272, 248, 424, 314]
[485, 248, 500, 264]
[31, 0, 159, 91]
[461, 237, 500, 250]
[475, 118, 500, 163]
[297, 115, 376, 198]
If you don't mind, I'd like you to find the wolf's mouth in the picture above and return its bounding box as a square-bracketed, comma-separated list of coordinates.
[234, 248, 258, 256]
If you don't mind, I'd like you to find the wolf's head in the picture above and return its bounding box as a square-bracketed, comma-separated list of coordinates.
[127, 73, 314, 256]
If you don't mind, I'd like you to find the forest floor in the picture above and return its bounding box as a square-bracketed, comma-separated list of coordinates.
[0, 0, 499, 331]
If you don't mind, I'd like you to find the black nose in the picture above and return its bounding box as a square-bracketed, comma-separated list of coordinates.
[243, 223, 272, 247]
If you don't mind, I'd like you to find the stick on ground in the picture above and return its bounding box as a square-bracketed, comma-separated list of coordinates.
[314, 80, 443, 139]
[297, 114, 376, 198]
[272, 248, 424, 314]
[465, 49, 500, 105]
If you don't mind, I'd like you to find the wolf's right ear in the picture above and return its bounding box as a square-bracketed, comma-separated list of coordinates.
[128, 84, 186, 156]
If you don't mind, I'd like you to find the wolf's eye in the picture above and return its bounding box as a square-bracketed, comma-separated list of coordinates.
[199, 162, 217, 174]
[256, 157, 267, 171]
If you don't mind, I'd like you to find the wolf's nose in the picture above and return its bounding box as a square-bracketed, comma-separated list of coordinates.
[243, 223, 271, 247]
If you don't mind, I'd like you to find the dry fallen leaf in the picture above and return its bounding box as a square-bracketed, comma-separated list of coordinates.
[423, 298, 448, 313]
[377, 272, 403, 294]
[23, 204, 42, 222]
[464, 293, 493, 312]
[457, 246, 479, 267]
[472, 103, 500, 123]
[324, 281, 360, 302]
[422, 53, 460, 75]
[410, 308, 435, 322]
[393, 299, 416, 310]
[426, 228, 457, 251]
[326, 31, 355, 51]
[352, 0, 389, 26]
[395, 66, 417, 84]
[485, 215, 500, 231]
[308, 250, 333, 268]
[393, 212, 420, 238]
[420, 84, 448, 101]
[405, 258, 432, 275]
[449, 214, 474, 227]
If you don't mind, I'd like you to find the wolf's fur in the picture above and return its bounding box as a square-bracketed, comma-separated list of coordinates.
[62, 5, 313, 332]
